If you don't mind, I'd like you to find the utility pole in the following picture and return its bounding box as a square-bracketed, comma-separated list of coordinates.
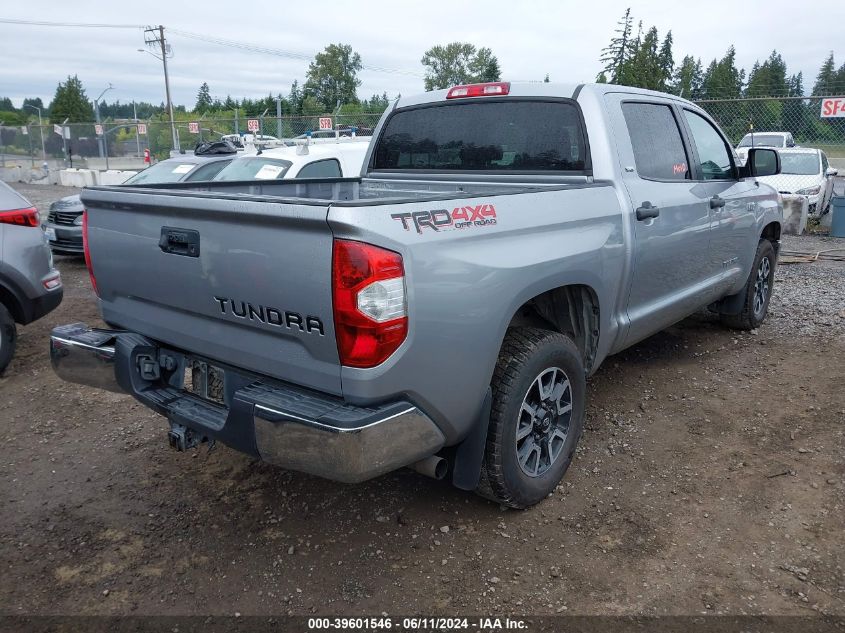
[24, 104, 45, 162]
[94, 83, 114, 165]
[144, 25, 179, 153]
[276, 97, 282, 138]
[133, 102, 141, 157]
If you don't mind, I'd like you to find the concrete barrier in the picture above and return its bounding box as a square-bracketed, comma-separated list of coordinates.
[97, 170, 137, 185]
[59, 169, 97, 188]
[782, 195, 808, 235]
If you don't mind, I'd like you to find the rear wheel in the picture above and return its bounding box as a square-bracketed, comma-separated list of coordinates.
[477, 328, 585, 508]
[720, 240, 776, 330]
[0, 303, 17, 375]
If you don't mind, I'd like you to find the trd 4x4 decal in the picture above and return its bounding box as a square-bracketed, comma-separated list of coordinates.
[391, 204, 497, 234]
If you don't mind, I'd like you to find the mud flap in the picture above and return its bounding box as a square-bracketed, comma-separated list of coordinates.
[451, 387, 492, 491]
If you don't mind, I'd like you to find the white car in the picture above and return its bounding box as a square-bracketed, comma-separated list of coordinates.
[736, 131, 795, 162]
[757, 148, 838, 214]
[212, 139, 370, 181]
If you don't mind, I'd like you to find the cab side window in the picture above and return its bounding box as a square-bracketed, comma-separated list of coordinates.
[622, 102, 690, 181]
[683, 110, 735, 181]
[821, 152, 829, 173]
[297, 159, 342, 178]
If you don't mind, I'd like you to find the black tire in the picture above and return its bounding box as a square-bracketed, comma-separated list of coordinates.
[477, 327, 586, 509]
[0, 303, 17, 375]
[720, 239, 776, 331]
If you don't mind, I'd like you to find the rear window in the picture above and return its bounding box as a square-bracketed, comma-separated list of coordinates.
[213, 158, 292, 181]
[372, 100, 588, 172]
[123, 161, 200, 184]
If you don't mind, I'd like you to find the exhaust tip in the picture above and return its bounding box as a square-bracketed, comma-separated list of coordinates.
[410, 455, 448, 480]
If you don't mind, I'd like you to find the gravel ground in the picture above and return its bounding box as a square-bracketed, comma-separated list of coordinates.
[770, 235, 845, 338]
[1, 183, 843, 619]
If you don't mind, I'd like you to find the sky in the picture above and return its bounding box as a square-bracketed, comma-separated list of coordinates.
[1, 0, 843, 110]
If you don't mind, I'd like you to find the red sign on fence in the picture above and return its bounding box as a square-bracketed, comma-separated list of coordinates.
[137, 123, 147, 135]
[318, 117, 333, 130]
[188, 121, 199, 133]
[247, 119, 260, 132]
[821, 98, 845, 118]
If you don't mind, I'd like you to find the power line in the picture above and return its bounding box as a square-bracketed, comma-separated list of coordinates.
[0, 17, 143, 28]
[0, 18, 423, 78]
[167, 28, 423, 77]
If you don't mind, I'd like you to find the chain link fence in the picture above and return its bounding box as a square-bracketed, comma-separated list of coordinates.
[695, 96, 845, 213]
[0, 113, 385, 169]
[146, 113, 384, 159]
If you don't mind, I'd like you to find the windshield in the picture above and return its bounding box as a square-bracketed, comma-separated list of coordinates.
[373, 100, 588, 172]
[738, 134, 785, 148]
[213, 157, 292, 181]
[123, 161, 199, 184]
[779, 153, 820, 175]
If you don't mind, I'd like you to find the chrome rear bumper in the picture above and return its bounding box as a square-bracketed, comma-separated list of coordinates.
[50, 323, 122, 393]
[49, 323, 445, 483]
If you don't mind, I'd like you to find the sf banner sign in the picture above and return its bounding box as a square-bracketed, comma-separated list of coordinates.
[319, 117, 333, 130]
[821, 97, 845, 118]
[188, 122, 199, 133]
[247, 119, 260, 132]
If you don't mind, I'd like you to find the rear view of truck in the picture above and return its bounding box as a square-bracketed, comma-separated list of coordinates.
[51, 81, 633, 508]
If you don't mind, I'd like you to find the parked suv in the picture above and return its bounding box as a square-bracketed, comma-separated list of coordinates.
[0, 182, 63, 373]
[44, 152, 236, 256]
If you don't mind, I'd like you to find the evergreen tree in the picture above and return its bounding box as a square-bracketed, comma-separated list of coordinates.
[49, 75, 94, 122]
[289, 80, 303, 116]
[812, 53, 836, 96]
[195, 82, 212, 112]
[672, 56, 703, 98]
[599, 8, 634, 83]
[656, 31, 674, 92]
[701, 47, 744, 99]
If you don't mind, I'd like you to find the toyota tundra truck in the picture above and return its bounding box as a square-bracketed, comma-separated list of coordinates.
[50, 82, 783, 508]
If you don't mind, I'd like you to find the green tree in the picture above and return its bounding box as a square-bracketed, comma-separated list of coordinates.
[195, 82, 212, 112]
[672, 55, 703, 98]
[49, 75, 94, 122]
[223, 95, 237, 110]
[812, 52, 836, 96]
[701, 47, 745, 99]
[289, 80, 303, 116]
[599, 8, 634, 83]
[421, 42, 501, 90]
[745, 50, 788, 97]
[304, 43, 362, 110]
[0, 97, 15, 112]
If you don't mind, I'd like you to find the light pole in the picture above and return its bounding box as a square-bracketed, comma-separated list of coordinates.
[94, 83, 114, 165]
[139, 26, 179, 153]
[23, 104, 46, 162]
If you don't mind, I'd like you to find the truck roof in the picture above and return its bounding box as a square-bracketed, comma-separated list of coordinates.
[394, 82, 698, 109]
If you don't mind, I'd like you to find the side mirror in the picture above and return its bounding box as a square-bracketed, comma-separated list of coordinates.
[746, 148, 781, 178]
[826, 167, 838, 177]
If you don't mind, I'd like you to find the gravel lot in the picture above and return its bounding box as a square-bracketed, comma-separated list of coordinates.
[1, 183, 843, 618]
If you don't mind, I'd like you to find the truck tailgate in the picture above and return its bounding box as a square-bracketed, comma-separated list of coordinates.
[81, 188, 341, 394]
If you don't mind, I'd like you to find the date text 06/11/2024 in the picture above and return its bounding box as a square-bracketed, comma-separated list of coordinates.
[306, 616, 528, 631]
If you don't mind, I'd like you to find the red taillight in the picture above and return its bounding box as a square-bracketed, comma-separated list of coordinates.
[82, 210, 99, 297]
[0, 206, 39, 227]
[332, 239, 407, 368]
[446, 82, 510, 99]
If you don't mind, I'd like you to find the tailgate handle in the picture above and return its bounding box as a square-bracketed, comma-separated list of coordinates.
[159, 227, 200, 258]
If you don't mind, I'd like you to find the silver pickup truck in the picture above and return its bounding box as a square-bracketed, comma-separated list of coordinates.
[51, 82, 783, 508]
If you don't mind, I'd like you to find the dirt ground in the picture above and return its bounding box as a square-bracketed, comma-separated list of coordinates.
[1, 184, 843, 618]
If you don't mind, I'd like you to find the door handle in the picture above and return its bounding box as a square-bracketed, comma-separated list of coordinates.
[635, 201, 660, 221]
[710, 195, 726, 209]
[159, 227, 200, 257]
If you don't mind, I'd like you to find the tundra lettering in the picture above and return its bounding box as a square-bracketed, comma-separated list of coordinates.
[213, 296, 324, 335]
